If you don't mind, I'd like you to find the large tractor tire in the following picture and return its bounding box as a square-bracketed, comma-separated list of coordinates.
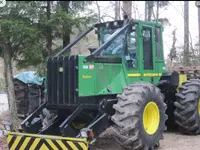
[111, 82, 167, 150]
[174, 79, 200, 135]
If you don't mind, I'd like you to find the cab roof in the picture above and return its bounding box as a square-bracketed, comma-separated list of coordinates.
[94, 19, 163, 28]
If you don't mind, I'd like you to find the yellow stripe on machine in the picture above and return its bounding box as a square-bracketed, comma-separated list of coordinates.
[29, 138, 40, 150]
[67, 141, 79, 150]
[127, 73, 141, 77]
[7, 135, 13, 144]
[128, 73, 162, 77]
[56, 140, 69, 150]
[20, 137, 31, 150]
[39, 144, 49, 150]
[10, 136, 22, 150]
[6, 132, 88, 150]
[46, 139, 59, 150]
[143, 73, 162, 77]
[79, 142, 88, 149]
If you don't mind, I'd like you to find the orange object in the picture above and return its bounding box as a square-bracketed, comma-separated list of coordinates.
[88, 131, 94, 137]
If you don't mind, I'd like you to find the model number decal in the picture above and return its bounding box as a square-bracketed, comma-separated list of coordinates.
[83, 65, 89, 69]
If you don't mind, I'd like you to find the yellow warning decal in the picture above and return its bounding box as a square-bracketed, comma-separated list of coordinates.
[7, 132, 88, 150]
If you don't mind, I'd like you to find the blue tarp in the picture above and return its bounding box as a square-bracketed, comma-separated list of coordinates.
[14, 71, 45, 86]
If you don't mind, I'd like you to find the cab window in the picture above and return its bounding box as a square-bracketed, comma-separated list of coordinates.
[101, 28, 128, 55]
[125, 26, 137, 69]
[155, 27, 163, 60]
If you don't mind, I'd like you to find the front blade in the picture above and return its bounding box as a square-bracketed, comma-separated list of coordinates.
[7, 132, 88, 150]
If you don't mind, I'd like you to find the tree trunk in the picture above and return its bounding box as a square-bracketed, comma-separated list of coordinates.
[59, 1, 70, 48]
[145, 1, 148, 21]
[156, 1, 159, 21]
[118, 1, 121, 20]
[147, 1, 153, 21]
[115, 1, 120, 20]
[198, 7, 200, 54]
[96, 1, 101, 22]
[2, 46, 19, 131]
[184, 1, 190, 66]
[47, 1, 52, 56]
[122, 1, 132, 19]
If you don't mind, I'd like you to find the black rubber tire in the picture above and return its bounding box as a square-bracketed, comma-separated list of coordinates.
[111, 82, 167, 150]
[174, 79, 200, 135]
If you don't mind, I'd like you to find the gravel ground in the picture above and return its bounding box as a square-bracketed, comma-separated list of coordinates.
[0, 137, 8, 150]
[94, 128, 200, 150]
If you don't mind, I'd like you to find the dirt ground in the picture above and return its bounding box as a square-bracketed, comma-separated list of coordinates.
[0, 137, 8, 150]
[94, 128, 200, 150]
[1, 128, 200, 150]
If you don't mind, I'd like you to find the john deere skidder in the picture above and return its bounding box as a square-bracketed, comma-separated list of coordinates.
[7, 17, 200, 150]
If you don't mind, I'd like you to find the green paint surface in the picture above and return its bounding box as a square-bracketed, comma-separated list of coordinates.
[77, 20, 166, 97]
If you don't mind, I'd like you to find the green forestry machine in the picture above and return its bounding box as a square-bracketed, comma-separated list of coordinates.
[6, 16, 200, 150]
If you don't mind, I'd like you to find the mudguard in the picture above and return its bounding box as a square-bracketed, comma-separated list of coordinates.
[6, 132, 88, 150]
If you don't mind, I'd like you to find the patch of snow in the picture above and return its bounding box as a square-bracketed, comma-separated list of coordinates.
[0, 94, 8, 113]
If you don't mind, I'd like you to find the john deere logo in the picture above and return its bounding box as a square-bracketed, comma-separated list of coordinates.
[59, 67, 63, 72]
[195, 1, 200, 8]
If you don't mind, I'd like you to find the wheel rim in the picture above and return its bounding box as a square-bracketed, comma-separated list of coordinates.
[198, 99, 200, 116]
[143, 102, 160, 135]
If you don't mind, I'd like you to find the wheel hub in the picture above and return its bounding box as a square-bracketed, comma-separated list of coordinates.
[143, 102, 160, 135]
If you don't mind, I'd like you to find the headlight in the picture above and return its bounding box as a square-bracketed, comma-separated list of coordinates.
[80, 130, 88, 138]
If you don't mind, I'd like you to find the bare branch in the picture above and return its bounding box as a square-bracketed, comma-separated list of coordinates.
[102, 12, 115, 20]
[95, 1, 101, 23]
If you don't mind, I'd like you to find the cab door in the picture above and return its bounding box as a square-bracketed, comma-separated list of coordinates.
[122, 24, 142, 85]
[155, 27, 166, 77]
[141, 25, 158, 84]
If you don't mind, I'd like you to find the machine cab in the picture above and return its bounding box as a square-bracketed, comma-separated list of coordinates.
[85, 19, 166, 85]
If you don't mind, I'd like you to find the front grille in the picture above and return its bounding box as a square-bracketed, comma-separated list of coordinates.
[47, 56, 78, 106]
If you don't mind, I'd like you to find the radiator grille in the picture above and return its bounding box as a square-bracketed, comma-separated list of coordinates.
[47, 56, 78, 106]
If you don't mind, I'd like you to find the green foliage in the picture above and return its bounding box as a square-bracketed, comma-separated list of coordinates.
[48, 2, 97, 39]
[38, 1, 97, 75]
[0, 1, 98, 72]
[48, 9, 75, 39]
[0, 1, 44, 69]
[68, 1, 93, 14]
